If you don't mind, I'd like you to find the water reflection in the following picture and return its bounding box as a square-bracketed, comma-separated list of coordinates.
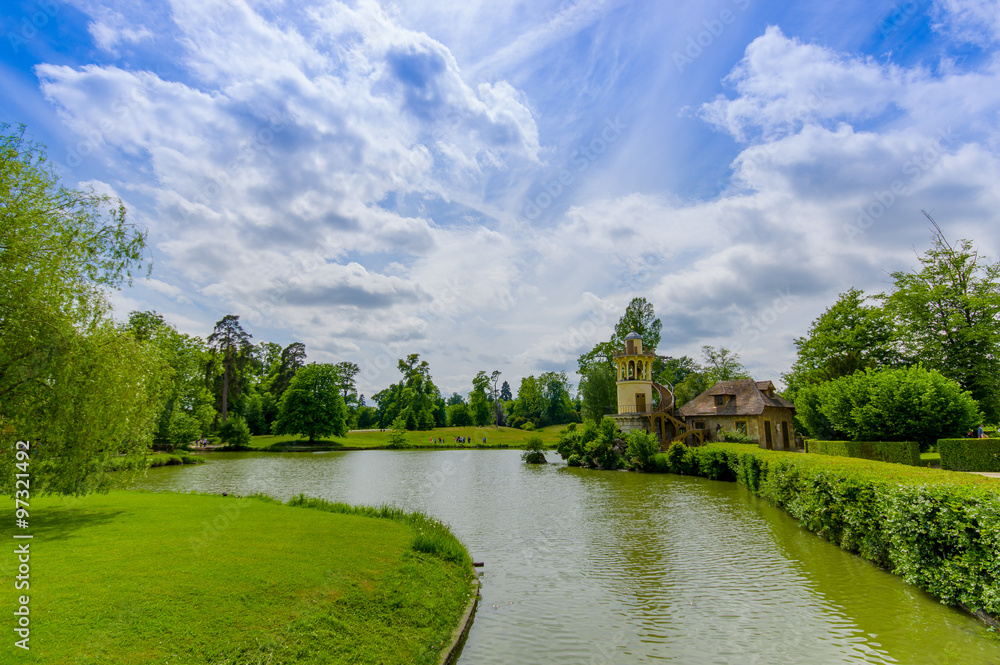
[133, 450, 1000, 664]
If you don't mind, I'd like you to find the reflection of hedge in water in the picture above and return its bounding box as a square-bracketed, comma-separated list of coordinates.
[652, 442, 1000, 622]
[938, 438, 1000, 472]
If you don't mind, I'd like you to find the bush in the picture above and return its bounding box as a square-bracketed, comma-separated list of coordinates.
[720, 428, 757, 444]
[625, 430, 660, 471]
[807, 440, 921, 466]
[386, 417, 407, 449]
[521, 421, 536, 431]
[795, 366, 980, 451]
[664, 441, 695, 475]
[938, 438, 1000, 471]
[218, 416, 251, 448]
[521, 435, 547, 464]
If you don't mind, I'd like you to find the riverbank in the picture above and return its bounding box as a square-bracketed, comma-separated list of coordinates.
[654, 442, 1000, 626]
[204, 425, 564, 453]
[4, 491, 476, 664]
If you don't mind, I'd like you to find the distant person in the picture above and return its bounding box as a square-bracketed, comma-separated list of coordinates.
[978, 425, 986, 438]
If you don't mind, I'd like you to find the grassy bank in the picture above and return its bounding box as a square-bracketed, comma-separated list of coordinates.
[652, 442, 1000, 623]
[2, 491, 475, 664]
[240, 424, 564, 451]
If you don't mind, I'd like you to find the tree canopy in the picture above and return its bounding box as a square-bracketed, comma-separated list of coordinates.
[272, 363, 348, 442]
[1, 124, 161, 495]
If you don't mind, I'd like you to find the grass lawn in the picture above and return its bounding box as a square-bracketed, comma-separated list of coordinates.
[243, 424, 567, 451]
[920, 451, 942, 467]
[3, 491, 475, 664]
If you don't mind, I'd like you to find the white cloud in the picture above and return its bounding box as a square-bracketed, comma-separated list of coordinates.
[932, 0, 1000, 46]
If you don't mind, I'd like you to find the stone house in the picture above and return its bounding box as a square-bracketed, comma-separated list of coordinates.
[676, 379, 798, 450]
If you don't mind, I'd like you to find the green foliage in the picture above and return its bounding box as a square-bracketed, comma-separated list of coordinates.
[938, 439, 1000, 471]
[577, 360, 617, 421]
[386, 417, 408, 449]
[554, 417, 622, 469]
[881, 221, 1000, 423]
[272, 363, 348, 442]
[446, 402, 473, 427]
[794, 366, 980, 451]
[807, 440, 921, 466]
[207, 314, 254, 423]
[700, 345, 749, 383]
[521, 435, 547, 463]
[0, 124, 165, 496]
[720, 428, 757, 444]
[624, 429, 660, 471]
[664, 442, 695, 474]
[469, 371, 492, 426]
[782, 288, 898, 396]
[218, 415, 252, 447]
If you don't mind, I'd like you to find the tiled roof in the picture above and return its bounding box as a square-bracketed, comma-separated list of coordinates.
[677, 379, 795, 417]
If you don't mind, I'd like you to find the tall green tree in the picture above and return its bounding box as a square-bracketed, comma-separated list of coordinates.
[540, 371, 574, 425]
[127, 311, 214, 447]
[207, 315, 253, 424]
[880, 218, 1000, 422]
[782, 288, 898, 395]
[0, 124, 163, 495]
[272, 363, 348, 442]
[701, 345, 749, 383]
[469, 371, 492, 427]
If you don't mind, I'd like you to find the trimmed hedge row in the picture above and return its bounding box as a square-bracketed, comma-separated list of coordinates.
[652, 442, 1000, 619]
[805, 440, 921, 466]
[938, 439, 1000, 472]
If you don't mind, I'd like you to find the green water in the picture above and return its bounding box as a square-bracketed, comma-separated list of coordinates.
[133, 449, 1000, 664]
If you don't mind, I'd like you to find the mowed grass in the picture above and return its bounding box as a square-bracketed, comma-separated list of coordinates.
[3, 491, 475, 664]
[246, 424, 566, 451]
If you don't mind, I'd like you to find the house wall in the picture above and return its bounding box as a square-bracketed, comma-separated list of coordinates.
[683, 409, 798, 450]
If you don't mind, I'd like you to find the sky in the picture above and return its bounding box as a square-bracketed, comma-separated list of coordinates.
[3, 0, 1000, 400]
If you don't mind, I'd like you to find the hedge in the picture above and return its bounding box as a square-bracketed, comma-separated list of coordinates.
[938, 439, 1000, 472]
[658, 442, 1000, 621]
[806, 440, 921, 466]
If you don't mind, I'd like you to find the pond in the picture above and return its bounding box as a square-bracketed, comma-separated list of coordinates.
[132, 450, 1000, 664]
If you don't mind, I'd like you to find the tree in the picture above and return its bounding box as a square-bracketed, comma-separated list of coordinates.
[446, 392, 466, 406]
[796, 366, 980, 451]
[272, 363, 348, 442]
[1, 124, 163, 495]
[207, 315, 253, 424]
[333, 361, 360, 405]
[510, 375, 544, 427]
[540, 371, 573, 425]
[612, 296, 662, 351]
[269, 342, 306, 399]
[782, 288, 897, 395]
[489, 370, 505, 428]
[127, 311, 213, 447]
[701, 345, 749, 383]
[500, 380, 513, 402]
[577, 359, 618, 422]
[657, 355, 699, 387]
[447, 403, 473, 426]
[881, 217, 1000, 422]
[469, 371, 491, 427]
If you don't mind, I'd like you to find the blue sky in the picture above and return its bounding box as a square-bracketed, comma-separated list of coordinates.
[3, 0, 1000, 399]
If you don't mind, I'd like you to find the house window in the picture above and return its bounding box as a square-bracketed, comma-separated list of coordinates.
[714, 395, 726, 407]
[735, 421, 747, 434]
[694, 421, 706, 430]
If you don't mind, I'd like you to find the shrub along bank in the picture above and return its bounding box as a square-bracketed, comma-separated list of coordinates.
[652, 442, 1000, 622]
[938, 438, 1000, 472]
[805, 440, 921, 466]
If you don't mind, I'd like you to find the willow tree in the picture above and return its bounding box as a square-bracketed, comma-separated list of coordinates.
[0, 124, 164, 495]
